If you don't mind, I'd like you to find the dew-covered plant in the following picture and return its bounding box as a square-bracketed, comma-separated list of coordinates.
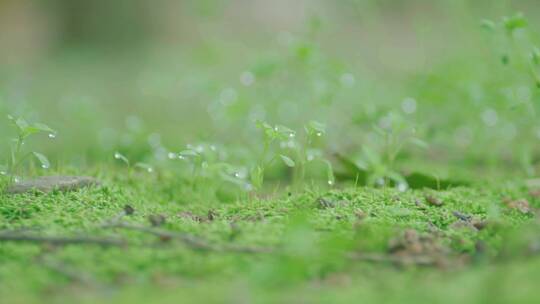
[1, 115, 56, 184]
[481, 12, 540, 88]
[113, 151, 154, 177]
[481, 12, 539, 176]
[167, 143, 251, 198]
[252, 120, 335, 191]
[359, 112, 427, 189]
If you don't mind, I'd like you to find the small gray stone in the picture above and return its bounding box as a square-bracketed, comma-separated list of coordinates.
[6, 176, 100, 194]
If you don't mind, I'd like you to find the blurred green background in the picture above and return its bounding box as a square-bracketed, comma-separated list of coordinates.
[1, 0, 539, 180]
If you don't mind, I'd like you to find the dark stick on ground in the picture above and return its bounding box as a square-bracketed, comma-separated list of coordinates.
[0, 231, 126, 247]
[348, 252, 439, 266]
[102, 222, 273, 254]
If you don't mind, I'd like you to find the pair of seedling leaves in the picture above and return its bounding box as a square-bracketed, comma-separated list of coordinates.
[1, 115, 56, 176]
[251, 120, 335, 189]
[481, 12, 540, 86]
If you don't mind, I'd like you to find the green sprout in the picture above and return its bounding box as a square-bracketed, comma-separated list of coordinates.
[360, 112, 427, 190]
[168, 143, 251, 196]
[252, 120, 335, 191]
[113, 151, 154, 177]
[1, 115, 56, 184]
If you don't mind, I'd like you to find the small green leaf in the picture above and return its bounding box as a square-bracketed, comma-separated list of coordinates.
[9, 116, 29, 132]
[250, 165, 265, 189]
[275, 125, 296, 139]
[280, 155, 296, 167]
[480, 19, 496, 31]
[531, 47, 540, 65]
[325, 160, 335, 186]
[309, 121, 326, 132]
[21, 126, 48, 138]
[503, 13, 528, 34]
[33, 123, 56, 134]
[501, 54, 510, 65]
[33, 152, 50, 169]
[134, 162, 154, 173]
[410, 138, 429, 149]
[114, 152, 130, 166]
[178, 150, 199, 158]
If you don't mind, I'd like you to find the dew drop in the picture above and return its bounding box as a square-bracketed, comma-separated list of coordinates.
[340, 73, 355, 87]
[114, 152, 121, 159]
[289, 133, 295, 138]
[147, 167, 154, 173]
[328, 180, 334, 186]
[397, 183, 408, 192]
[147, 133, 161, 148]
[401, 97, 417, 114]
[0, 171, 6, 175]
[240, 71, 255, 86]
[481, 108, 498, 127]
[316, 132, 322, 137]
[41, 164, 49, 169]
[48, 133, 56, 139]
[219, 88, 238, 105]
[168, 152, 177, 159]
[14, 177, 20, 183]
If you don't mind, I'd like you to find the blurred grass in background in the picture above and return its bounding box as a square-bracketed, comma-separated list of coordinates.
[1, 0, 539, 181]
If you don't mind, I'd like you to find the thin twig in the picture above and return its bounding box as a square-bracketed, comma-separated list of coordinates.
[103, 222, 273, 254]
[348, 252, 437, 266]
[102, 222, 214, 250]
[0, 231, 126, 247]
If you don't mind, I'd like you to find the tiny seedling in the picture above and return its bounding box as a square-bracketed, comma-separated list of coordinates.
[360, 112, 427, 190]
[168, 143, 251, 194]
[253, 120, 335, 191]
[2, 115, 56, 184]
[482, 13, 540, 88]
[113, 152, 154, 177]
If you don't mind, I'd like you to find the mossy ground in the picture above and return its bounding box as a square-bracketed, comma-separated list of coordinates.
[1, 172, 540, 303]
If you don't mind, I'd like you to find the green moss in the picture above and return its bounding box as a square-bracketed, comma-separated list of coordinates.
[1, 172, 539, 303]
